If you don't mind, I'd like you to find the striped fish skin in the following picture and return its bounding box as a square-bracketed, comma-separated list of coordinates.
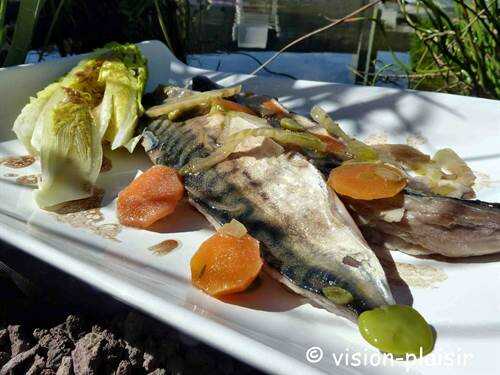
[143, 115, 395, 319]
[345, 190, 500, 258]
[191, 77, 500, 258]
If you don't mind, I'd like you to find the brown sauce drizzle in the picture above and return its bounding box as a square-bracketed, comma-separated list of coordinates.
[51, 188, 105, 214]
[16, 174, 39, 186]
[149, 239, 180, 255]
[52, 188, 122, 242]
[0, 155, 35, 169]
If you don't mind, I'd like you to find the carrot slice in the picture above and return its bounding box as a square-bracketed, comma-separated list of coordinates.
[212, 98, 256, 116]
[261, 99, 289, 117]
[191, 232, 263, 297]
[117, 165, 184, 228]
[328, 163, 407, 200]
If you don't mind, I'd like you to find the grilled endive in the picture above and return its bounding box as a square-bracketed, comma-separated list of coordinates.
[12, 43, 147, 208]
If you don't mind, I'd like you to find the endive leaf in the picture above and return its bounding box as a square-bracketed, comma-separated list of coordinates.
[12, 81, 61, 154]
[12, 43, 147, 209]
[35, 100, 103, 208]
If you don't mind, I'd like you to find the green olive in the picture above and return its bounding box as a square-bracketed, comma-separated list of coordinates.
[322, 286, 353, 305]
[358, 305, 434, 357]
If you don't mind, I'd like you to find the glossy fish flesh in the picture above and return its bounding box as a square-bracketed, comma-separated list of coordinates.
[344, 190, 500, 258]
[191, 76, 500, 258]
[142, 114, 395, 319]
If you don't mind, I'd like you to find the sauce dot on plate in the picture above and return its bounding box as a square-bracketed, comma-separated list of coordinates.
[149, 239, 180, 255]
[0, 155, 35, 169]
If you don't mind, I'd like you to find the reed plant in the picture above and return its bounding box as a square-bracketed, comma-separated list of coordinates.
[4, 0, 46, 66]
[399, 0, 499, 99]
[0, 0, 497, 100]
[0, 0, 7, 47]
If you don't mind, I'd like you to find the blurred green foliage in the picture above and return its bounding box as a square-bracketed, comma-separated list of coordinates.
[0, 0, 7, 47]
[0, 0, 497, 99]
[4, 0, 46, 66]
[0, 0, 189, 66]
[401, 0, 499, 99]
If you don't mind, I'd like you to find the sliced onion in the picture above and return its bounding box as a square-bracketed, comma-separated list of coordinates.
[180, 127, 327, 175]
[311, 105, 378, 161]
[433, 148, 475, 187]
[218, 219, 248, 238]
[374, 144, 431, 170]
[162, 86, 195, 102]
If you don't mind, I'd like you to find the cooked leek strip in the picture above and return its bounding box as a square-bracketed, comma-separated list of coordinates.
[180, 127, 326, 175]
[280, 117, 305, 132]
[311, 105, 378, 161]
[146, 86, 242, 118]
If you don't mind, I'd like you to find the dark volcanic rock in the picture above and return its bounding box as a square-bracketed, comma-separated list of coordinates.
[0, 254, 264, 375]
[98, 329, 126, 374]
[0, 308, 264, 375]
[26, 353, 46, 375]
[55, 356, 73, 375]
[148, 369, 167, 375]
[37, 325, 74, 370]
[143, 350, 157, 372]
[0, 352, 9, 368]
[65, 315, 87, 342]
[71, 332, 103, 375]
[124, 342, 142, 368]
[0, 330, 8, 353]
[33, 328, 49, 341]
[0, 244, 265, 375]
[7, 325, 31, 356]
[114, 359, 132, 375]
[47, 334, 73, 369]
[0, 344, 39, 375]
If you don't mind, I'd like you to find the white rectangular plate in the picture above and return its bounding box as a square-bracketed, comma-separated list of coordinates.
[1, 41, 499, 375]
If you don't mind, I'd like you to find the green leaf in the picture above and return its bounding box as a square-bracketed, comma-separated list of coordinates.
[94, 43, 148, 151]
[30, 59, 106, 152]
[12, 43, 148, 208]
[0, 0, 8, 47]
[4, 0, 47, 66]
[12, 81, 62, 154]
[35, 100, 103, 208]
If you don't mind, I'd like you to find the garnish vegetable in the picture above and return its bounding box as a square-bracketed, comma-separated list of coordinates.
[311, 105, 378, 162]
[145, 85, 241, 118]
[190, 222, 262, 297]
[211, 98, 256, 116]
[13, 43, 147, 208]
[358, 305, 434, 357]
[328, 162, 407, 200]
[179, 113, 329, 175]
[117, 165, 184, 228]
